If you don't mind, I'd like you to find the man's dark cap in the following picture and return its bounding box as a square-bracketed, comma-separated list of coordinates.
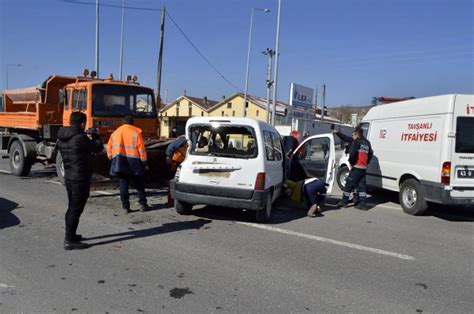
[122, 115, 134, 124]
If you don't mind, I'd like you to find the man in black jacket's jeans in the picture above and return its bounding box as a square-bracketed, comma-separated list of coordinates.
[56, 112, 103, 250]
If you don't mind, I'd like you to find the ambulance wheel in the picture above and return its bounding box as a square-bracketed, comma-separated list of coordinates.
[9, 141, 32, 176]
[175, 200, 192, 215]
[399, 179, 428, 215]
[256, 193, 272, 223]
[55, 151, 65, 185]
[336, 166, 349, 190]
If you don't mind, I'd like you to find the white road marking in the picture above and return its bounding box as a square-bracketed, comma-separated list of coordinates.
[94, 190, 114, 195]
[237, 222, 415, 260]
[46, 180, 63, 186]
[0, 169, 11, 174]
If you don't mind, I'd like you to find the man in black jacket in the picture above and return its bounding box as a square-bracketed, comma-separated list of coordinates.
[336, 126, 373, 210]
[56, 112, 103, 250]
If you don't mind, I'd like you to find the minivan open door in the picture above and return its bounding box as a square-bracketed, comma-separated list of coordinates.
[288, 134, 336, 194]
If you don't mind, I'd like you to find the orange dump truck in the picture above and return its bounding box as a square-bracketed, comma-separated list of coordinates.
[0, 73, 171, 183]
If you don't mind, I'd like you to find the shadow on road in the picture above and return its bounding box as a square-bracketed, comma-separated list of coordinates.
[86, 218, 211, 246]
[365, 189, 473, 222]
[191, 196, 324, 224]
[0, 197, 21, 229]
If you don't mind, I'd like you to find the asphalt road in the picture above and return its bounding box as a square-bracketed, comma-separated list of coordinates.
[1, 159, 473, 313]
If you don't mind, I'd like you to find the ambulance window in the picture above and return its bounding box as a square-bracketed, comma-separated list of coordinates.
[359, 122, 370, 138]
[456, 117, 474, 153]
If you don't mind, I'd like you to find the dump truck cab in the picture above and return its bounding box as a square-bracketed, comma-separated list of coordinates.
[64, 79, 158, 143]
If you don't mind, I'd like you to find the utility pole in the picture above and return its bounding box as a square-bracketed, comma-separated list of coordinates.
[118, 0, 125, 80]
[156, 5, 166, 106]
[263, 48, 274, 124]
[271, 0, 282, 126]
[321, 83, 326, 121]
[313, 85, 318, 119]
[95, 0, 100, 78]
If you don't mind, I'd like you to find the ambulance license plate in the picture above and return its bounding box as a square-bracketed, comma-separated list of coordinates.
[458, 169, 474, 179]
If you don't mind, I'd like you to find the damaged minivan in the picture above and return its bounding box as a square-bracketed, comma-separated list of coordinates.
[169, 117, 335, 222]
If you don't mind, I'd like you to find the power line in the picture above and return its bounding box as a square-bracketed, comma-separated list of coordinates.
[165, 10, 242, 92]
[61, 0, 161, 11]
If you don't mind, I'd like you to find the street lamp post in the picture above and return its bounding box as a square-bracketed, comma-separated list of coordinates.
[6, 64, 21, 90]
[95, 0, 100, 78]
[243, 7, 270, 117]
[118, 0, 125, 80]
[271, 0, 282, 126]
[263, 48, 275, 124]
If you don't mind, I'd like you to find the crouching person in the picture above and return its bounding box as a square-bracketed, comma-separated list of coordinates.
[286, 178, 327, 217]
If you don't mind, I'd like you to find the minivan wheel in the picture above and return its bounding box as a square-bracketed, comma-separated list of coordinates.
[399, 179, 428, 215]
[336, 166, 349, 190]
[256, 193, 272, 223]
[175, 200, 193, 215]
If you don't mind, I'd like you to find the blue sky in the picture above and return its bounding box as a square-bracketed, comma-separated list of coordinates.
[1, 0, 473, 106]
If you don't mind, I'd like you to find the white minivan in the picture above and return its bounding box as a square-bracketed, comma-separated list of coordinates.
[337, 94, 474, 215]
[170, 117, 336, 222]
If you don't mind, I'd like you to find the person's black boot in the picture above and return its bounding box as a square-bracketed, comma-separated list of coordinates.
[64, 241, 90, 250]
[72, 234, 84, 242]
[140, 204, 151, 212]
[337, 200, 349, 208]
[355, 204, 370, 211]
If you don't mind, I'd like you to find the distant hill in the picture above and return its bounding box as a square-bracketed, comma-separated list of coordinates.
[328, 105, 374, 124]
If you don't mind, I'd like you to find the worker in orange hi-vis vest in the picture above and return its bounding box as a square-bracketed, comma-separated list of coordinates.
[107, 115, 150, 214]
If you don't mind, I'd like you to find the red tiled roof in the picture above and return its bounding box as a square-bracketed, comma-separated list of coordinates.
[186, 96, 218, 110]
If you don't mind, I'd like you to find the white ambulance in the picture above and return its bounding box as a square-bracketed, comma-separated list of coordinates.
[338, 94, 474, 215]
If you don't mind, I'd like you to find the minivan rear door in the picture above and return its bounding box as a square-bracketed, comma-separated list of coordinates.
[450, 95, 474, 202]
[289, 134, 336, 194]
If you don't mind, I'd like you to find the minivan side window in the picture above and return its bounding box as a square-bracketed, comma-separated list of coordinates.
[263, 131, 275, 161]
[271, 132, 283, 161]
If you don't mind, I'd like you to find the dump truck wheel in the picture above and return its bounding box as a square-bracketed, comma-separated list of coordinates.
[9, 141, 32, 176]
[256, 193, 272, 223]
[175, 200, 192, 215]
[55, 151, 65, 185]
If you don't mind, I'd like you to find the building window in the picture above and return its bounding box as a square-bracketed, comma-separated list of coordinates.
[245, 101, 249, 108]
[221, 111, 224, 116]
[232, 111, 235, 116]
[201, 112, 204, 116]
[165, 112, 167, 117]
[256, 110, 259, 116]
[176, 108, 179, 116]
[227, 102, 232, 109]
[188, 107, 192, 116]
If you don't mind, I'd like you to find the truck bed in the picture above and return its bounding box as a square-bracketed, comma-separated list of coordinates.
[0, 111, 39, 130]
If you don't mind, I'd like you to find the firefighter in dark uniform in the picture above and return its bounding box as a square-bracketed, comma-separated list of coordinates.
[57, 112, 103, 250]
[332, 124, 359, 205]
[337, 126, 373, 210]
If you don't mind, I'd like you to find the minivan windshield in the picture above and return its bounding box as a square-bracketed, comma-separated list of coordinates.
[456, 117, 474, 153]
[92, 84, 156, 118]
[189, 124, 258, 159]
